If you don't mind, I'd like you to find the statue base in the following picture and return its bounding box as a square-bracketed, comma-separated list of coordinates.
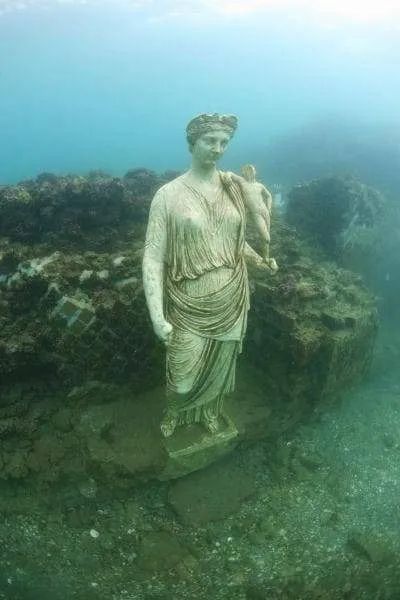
[158, 413, 239, 480]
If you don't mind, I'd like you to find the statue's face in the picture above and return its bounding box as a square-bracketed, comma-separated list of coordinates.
[192, 129, 231, 166]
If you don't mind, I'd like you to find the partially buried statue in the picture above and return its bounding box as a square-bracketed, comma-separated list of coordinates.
[142, 113, 278, 438]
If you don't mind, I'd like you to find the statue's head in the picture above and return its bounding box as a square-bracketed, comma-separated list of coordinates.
[186, 113, 238, 165]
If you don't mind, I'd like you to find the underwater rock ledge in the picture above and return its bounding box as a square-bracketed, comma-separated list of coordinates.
[0, 170, 378, 483]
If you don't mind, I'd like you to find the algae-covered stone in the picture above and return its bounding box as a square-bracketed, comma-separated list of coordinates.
[348, 531, 396, 564]
[52, 408, 74, 432]
[77, 387, 167, 481]
[169, 456, 256, 525]
[246, 224, 378, 409]
[286, 176, 384, 257]
[137, 531, 193, 573]
[52, 295, 96, 333]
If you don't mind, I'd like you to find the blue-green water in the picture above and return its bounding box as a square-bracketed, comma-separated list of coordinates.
[0, 2, 399, 186]
[0, 3, 399, 599]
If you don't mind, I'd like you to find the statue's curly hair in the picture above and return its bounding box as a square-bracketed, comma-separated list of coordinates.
[186, 113, 238, 149]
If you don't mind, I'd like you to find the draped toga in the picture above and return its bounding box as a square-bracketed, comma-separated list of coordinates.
[144, 171, 250, 425]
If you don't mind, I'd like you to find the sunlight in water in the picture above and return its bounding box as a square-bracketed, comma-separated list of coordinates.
[1, 0, 400, 25]
[215, 0, 400, 23]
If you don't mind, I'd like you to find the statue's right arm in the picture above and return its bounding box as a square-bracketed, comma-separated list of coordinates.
[142, 190, 172, 343]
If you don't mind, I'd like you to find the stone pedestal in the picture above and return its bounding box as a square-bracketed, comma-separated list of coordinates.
[158, 413, 239, 480]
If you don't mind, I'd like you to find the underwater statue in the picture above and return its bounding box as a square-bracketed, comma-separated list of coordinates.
[142, 113, 278, 438]
[241, 163, 273, 262]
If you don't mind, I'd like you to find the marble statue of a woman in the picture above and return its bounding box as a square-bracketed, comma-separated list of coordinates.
[142, 113, 278, 438]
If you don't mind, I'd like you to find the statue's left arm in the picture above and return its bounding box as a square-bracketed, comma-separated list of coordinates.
[244, 241, 264, 265]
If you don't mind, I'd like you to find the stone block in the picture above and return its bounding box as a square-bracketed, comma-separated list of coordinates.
[159, 413, 239, 481]
[52, 296, 95, 333]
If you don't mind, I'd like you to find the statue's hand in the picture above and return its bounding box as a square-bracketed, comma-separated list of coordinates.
[265, 258, 279, 274]
[226, 171, 259, 197]
[252, 256, 279, 274]
[153, 319, 173, 346]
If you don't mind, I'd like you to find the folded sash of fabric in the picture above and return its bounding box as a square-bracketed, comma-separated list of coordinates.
[166, 257, 249, 338]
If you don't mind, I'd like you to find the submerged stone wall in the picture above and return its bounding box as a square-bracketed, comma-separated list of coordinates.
[0, 171, 378, 484]
[285, 175, 385, 263]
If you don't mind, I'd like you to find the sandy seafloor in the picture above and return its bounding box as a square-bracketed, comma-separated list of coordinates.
[0, 318, 399, 600]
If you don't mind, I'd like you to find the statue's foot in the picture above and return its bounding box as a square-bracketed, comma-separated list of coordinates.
[160, 413, 177, 438]
[202, 414, 220, 434]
